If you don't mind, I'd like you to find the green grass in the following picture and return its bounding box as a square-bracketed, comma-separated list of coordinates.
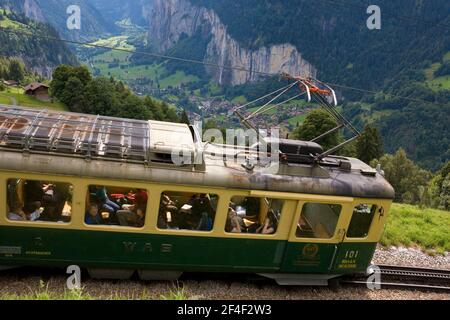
[0, 88, 67, 111]
[159, 284, 190, 300]
[427, 75, 450, 91]
[0, 280, 192, 300]
[158, 71, 199, 88]
[232, 95, 248, 104]
[0, 280, 91, 300]
[0, 11, 28, 29]
[423, 51, 450, 91]
[381, 204, 450, 254]
[89, 36, 134, 50]
[288, 113, 307, 126]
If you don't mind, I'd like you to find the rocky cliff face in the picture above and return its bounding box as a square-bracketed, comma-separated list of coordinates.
[146, 0, 316, 85]
[23, 0, 45, 22]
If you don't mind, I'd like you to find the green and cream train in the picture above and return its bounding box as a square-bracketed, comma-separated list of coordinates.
[0, 106, 394, 285]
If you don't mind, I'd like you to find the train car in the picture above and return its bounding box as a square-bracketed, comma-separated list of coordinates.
[0, 106, 394, 285]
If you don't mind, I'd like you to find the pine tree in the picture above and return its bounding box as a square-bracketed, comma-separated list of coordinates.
[356, 124, 384, 164]
[8, 59, 25, 83]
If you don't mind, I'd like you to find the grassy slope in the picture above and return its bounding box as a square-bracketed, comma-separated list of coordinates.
[381, 204, 450, 254]
[83, 35, 199, 89]
[424, 51, 450, 91]
[0, 88, 67, 111]
[0, 9, 28, 29]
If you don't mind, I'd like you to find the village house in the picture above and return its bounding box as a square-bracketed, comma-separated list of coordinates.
[24, 82, 50, 101]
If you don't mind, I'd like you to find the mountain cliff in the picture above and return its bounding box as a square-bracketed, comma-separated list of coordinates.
[144, 0, 316, 85]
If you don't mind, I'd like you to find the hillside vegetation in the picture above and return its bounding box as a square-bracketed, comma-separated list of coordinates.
[0, 9, 77, 75]
[381, 204, 450, 254]
[188, 0, 450, 171]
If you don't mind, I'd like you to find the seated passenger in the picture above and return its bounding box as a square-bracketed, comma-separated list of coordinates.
[8, 203, 26, 221]
[196, 211, 213, 231]
[85, 204, 104, 225]
[117, 208, 145, 228]
[159, 193, 179, 229]
[28, 206, 44, 222]
[259, 217, 275, 235]
[135, 189, 148, 214]
[225, 208, 244, 233]
[92, 186, 120, 214]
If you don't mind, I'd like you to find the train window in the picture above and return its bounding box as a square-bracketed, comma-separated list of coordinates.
[157, 191, 218, 232]
[225, 197, 284, 235]
[86, 185, 148, 228]
[346, 204, 377, 238]
[296, 203, 342, 239]
[6, 179, 73, 223]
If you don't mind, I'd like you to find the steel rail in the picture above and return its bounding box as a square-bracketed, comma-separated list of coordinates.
[342, 265, 450, 292]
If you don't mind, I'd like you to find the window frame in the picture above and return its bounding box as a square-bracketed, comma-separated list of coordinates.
[345, 203, 379, 240]
[288, 197, 354, 244]
[156, 190, 220, 233]
[4, 176, 75, 226]
[83, 183, 150, 230]
[295, 202, 343, 240]
[224, 195, 286, 236]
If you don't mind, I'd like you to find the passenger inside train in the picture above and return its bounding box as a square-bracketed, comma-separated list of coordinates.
[6, 179, 73, 223]
[86, 186, 148, 228]
[225, 197, 283, 235]
[157, 192, 217, 232]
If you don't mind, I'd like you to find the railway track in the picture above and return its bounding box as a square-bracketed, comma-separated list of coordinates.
[341, 264, 450, 292]
[1, 265, 449, 293]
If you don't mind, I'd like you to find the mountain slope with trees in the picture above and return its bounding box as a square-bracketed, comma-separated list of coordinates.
[186, 0, 450, 171]
[0, 9, 77, 77]
[0, 0, 115, 40]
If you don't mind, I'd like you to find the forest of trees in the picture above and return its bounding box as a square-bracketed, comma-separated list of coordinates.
[50, 65, 181, 122]
[0, 56, 43, 85]
[0, 10, 77, 73]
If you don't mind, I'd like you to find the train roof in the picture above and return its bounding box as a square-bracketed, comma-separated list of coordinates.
[0, 105, 395, 199]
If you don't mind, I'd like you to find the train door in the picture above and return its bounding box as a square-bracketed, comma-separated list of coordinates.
[280, 197, 354, 275]
[331, 200, 392, 273]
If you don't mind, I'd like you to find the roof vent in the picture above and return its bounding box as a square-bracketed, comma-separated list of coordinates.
[361, 168, 377, 177]
[339, 160, 352, 171]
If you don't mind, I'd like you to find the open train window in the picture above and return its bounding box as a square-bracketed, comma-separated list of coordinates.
[296, 203, 342, 239]
[157, 191, 218, 232]
[225, 197, 284, 235]
[86, 185, 148, 228]
[346, 204, 377, 238]
[6, 179, 73, 223]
